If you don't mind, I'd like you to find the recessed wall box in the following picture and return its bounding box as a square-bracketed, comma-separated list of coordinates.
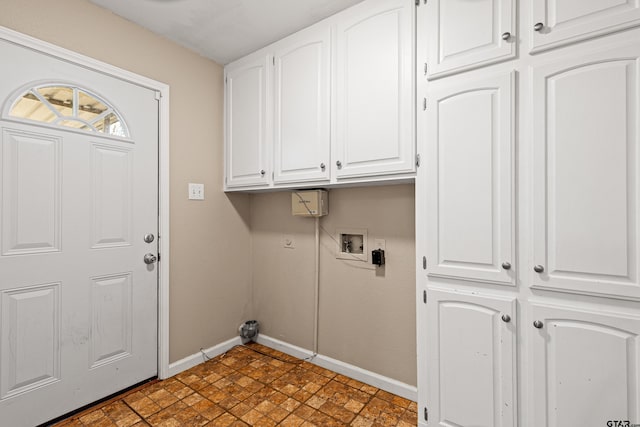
[292, 190, 328, 217]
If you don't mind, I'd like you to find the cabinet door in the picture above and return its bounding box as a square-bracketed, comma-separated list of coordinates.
[529, 301, 640, 426]
[532, 43, 640, 300]
[426, 71, 515, 285]
[425, 0, 515, 79]
[224, 54, 271, 188]
[531, 0, 640, 53]
[426, 288, 516, 427]
[273, 27, 330, 184]
[334, 0, 415, 179]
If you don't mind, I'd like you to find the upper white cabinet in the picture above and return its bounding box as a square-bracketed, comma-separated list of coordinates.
[531, 0, 640, 53]
[425, 70, 515, 285]
[333, 0, 415, 179]
[532, 43, 640, 300]
[224, 54, 271, 188]
[529, 301, 640, 427]
[426, 288, 517, 427]
[273, 26, 331, 184]
[425, 0, 516, 79]
[224, 0, 416, 191]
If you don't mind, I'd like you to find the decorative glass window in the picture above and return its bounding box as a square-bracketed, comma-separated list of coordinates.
[8, 84, 129, 138]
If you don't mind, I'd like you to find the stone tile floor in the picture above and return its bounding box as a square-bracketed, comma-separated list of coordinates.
[54, 343, 417, 426]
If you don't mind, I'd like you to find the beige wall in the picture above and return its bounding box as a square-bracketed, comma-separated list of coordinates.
[0, 0, 253, 363]
[251, 185, 416, 385]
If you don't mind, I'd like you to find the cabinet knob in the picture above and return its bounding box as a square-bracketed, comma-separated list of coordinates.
[533, 264, 544, 273]
[502, 262, 511, 270]
[501, 32, 511, 41]
[320, 162, 326, 171]
[534, 22, 544, 32]
[501, 314, 511, 323]
[533, 320, 543, 329]
[260, 169, 266, 177]
[336, 160, 342, 169]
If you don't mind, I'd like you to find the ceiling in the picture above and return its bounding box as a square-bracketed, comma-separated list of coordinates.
[89, 0, 366, 65]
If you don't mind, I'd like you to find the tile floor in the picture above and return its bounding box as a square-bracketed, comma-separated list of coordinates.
[54, 343, 417, 427]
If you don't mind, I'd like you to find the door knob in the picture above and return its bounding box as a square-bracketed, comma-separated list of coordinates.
[320, 162, 326, 170]
[144, 233, 155, 243]
[502, 262, 512, 270]
[501, 314, 511, 323]
[260, 169, 266, 177]
[534, 264, 544, 273]
[144, 253, 157, 265]
[502, 32, 511, 41]
[336, 160, 342, 169]
[534, 22, 544, 32]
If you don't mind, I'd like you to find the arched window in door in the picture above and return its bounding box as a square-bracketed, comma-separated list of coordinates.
[6, 84, 129, 137]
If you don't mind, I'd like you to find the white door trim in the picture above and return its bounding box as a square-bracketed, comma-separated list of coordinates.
[0, 26, 171, 380]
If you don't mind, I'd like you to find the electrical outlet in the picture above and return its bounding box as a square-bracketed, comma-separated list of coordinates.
[374, 239, 386, 250]
[282, 234, 295, 249]
[188, 183, 205, 200]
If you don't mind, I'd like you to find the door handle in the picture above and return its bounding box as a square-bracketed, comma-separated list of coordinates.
[144, 253, 157, 265]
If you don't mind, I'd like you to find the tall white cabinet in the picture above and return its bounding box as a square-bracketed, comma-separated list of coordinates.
[417, 1, 640, 426]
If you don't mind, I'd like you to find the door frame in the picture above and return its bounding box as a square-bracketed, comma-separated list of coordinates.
[0, 26, 172, 379]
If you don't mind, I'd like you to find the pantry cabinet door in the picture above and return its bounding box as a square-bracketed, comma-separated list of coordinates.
[532, 43, 640, 300]
[426, 288, 517, 427]
[273, 26, 330, 184]
[425, 0, 516, 79]
[426, 71, 515, 285]
[529, 301, 640, 426]
[334, 0, 415, 179]
[224, 54, 271, 188]
[531, 0, 640, 53]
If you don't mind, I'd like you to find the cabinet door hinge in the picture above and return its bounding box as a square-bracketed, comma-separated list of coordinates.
[273, 57, 275, 66]
[416, 154, 421, 167]
[422, 256, 427, 270]
[423, 290, 427, 304]
[422, 98, 427, 111]
[424, 407, 428, 421]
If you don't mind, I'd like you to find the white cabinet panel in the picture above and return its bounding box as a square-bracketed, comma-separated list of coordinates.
[273, 27, 330, 184]
[533, 45, 640, 299]
[224, 54, 271, 188]
[530, 301, 640, 426]
[427, 288, 516, 427]
[426, 0, 515, 79]
[334, 0, 415, 179]
[531, 0, 640, 53]
[426, 71, 514, 285]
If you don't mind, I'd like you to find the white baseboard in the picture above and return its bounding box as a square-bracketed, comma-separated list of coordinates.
[168, 336, 242, 377]
[255, 335, 417, 402]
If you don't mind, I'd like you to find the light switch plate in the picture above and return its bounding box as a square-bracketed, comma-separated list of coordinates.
[188, 183, 205, 200]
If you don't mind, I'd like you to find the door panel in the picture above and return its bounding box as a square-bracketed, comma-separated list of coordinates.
[530, 301, 640, 426]
[426, 71, 514, 285]
[531, 0, 640, 53]
[0, 283, 60, 399]
[225, 55, 271, 188]
[273, 27, 330, 184]
[0, 38, 158, 426]
[426, 0, 515, 79]
[334, 0, 415, 179]
[427, 288, 516, 427]
[532, 45, 640, 299]
[1, 129, 61, 255]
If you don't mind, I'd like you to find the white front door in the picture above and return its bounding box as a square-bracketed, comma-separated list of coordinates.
[0, 39, 158, 426]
